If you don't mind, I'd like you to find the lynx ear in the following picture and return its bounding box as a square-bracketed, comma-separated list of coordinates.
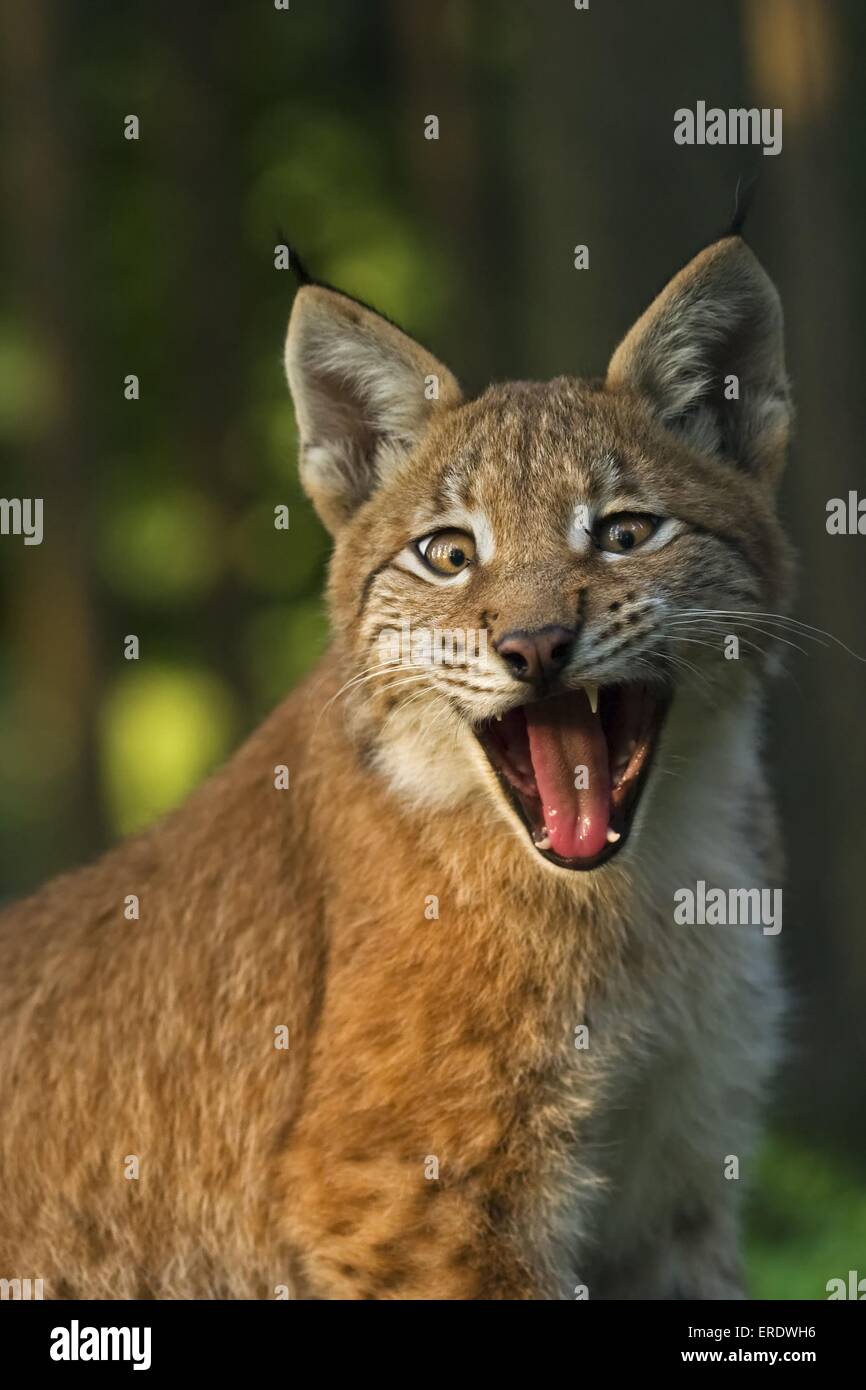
[606, 237, 791, 486]
[285, 286, 462, 533]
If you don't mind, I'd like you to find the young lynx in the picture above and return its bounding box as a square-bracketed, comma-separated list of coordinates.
[0, 235, 791, 1300]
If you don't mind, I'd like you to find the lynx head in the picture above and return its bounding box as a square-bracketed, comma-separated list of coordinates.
[285, 237, 793, 874]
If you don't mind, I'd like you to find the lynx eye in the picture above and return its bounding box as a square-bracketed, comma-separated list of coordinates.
[418, 529, 477, 576]
[594, 513, 658, 555]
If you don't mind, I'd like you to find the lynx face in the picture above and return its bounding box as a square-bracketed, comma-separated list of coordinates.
[286, 238, 792, 874]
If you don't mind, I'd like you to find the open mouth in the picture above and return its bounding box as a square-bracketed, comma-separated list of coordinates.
[474, 683, 670, 870]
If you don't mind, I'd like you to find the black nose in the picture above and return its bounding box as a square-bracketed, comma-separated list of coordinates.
[494, 625, 577, 684]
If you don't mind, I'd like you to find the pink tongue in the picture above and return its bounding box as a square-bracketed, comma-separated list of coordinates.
[525, 692, 611, 860]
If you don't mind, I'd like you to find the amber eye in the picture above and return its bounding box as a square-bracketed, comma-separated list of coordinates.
[419, 529, 477, 576]
[594, 513, 658, 554]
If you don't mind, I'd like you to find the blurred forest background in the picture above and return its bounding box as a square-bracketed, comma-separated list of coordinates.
[1, 0, 865, 1297]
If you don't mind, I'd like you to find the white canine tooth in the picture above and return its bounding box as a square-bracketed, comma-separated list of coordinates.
[495, 713, 502, 722]
[584, 682, 599, 715]
[606, 828, 621, 844]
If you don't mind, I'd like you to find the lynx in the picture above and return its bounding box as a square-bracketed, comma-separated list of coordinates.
[0, 234, 791, 1299]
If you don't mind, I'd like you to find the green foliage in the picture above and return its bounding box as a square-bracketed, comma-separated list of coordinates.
[101, 666, 238, 834]
[746, 1136, 866, 1300]
[243, 598, 330, 713]
[0, 322, 51, 442]
[96, 483, 221, 604]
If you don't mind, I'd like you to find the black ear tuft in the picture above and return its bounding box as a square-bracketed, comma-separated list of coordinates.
[725, 174, 759, 238]
[276, 235, 417, 339]
[288, 247, 313, 285]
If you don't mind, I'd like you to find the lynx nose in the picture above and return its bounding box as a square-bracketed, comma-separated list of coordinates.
[494, 625, 577, 685]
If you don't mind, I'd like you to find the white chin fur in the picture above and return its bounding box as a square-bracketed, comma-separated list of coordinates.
[371, 698, 481, 810]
